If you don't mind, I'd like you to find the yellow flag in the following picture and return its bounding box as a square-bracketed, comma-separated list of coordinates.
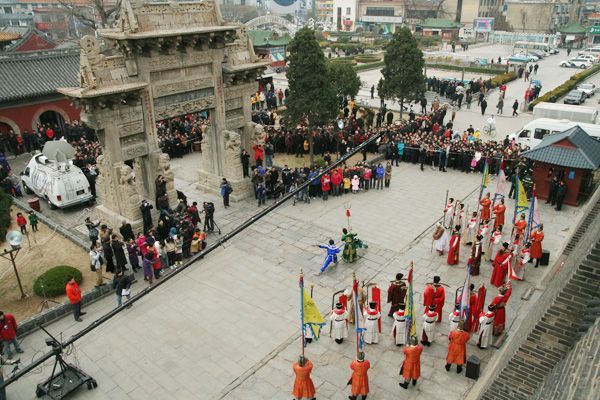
[517, 178, 528, 208]
[303, 289, 325, 339]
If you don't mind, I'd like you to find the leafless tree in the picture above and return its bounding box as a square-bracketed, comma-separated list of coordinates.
[58, 0, 122, 30]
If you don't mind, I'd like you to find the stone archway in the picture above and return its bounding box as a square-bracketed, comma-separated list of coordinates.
[0, 116, 20, 135]
[31, 105, 71, 131]
[246, 15, 298, 36]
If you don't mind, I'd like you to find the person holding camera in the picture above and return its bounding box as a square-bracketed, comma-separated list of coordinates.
[89, 243, 105, 287]
[203, 201, 215, 232]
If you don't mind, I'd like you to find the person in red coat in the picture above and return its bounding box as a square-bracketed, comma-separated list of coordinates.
[292, 356, 316, 400]
[457, 284, 478, 332]
[530, 225, 544, 268]
[493, 199, 506, 229]
[65, 277, 86, 322]
[349, 352, 370, 400]
[480, 193, 492, 221]
[490, 243, 511, 287]
[16, 212, 27, 234]
[447, 225, 461, 265]
[399, 336, 423, 389]
[251, 144, 264, 167]
[424, 276, 445, 322]
[445, 321, 470, 374]
[331, 168, 343, 197]
[0, 311, 24, 357]
[490, 283, 512, 336]
[320, 173, 331, 201]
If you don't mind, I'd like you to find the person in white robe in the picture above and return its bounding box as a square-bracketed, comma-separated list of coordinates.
[477, 306, 495, 349]
[363, 302, 381, 344]
[391, 305, 408, 346]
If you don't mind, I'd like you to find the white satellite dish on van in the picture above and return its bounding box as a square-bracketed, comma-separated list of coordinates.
[6, 230, 23, 249]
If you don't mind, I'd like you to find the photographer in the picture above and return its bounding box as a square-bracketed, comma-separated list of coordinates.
[203, 201, 215, 233]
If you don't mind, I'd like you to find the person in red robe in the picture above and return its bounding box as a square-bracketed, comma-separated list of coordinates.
[399, 337, 423, 389]
[490, 283, 512, 336]
[480, 193, 492, 221]
[457, 284, 478, 332]
[513, 213, 527, 238]
[490, 243, 511, 287]
[445, 321, 470, 374]
[530, 225, 544, 268]
[493, 199, 506, 229]
[387, 273, 407, 316]
[447, 225, 461, 265]
[424, 276, 446, 322]
[349, 352, 370, 400]
[292, 356, 316, 400]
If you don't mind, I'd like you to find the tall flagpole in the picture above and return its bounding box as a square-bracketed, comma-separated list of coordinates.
[300, 269, 305, 357]
[353, 271, 360, 358]
[525, 186, 536, 242]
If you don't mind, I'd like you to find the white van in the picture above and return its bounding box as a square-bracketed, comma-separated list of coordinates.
[533, 102, 599, 124]
[510, 118, 600, 149]
[21, 142, 94, 209]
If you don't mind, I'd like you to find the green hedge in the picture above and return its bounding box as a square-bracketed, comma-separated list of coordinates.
[354, 61, 385, 72]
[0, 188, 12, 243]
[426, 63, 507, 75]
[490, 71, 518, 88]
[354, 55, 381, 63]
[529, 64, 600, 110]
[33, 266, 82, 297]
[330, 58, 357, 66]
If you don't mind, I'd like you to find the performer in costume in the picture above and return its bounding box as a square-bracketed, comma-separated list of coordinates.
[470, 235, 483, 276]
[477, 305, 495, 349]
[347, 286, 367, 325]
[330, 303, 348, 344]
[424, 276, 446, 322]
[433, 223, 449, 255]
[443, 197, 455, 229]
[486, 226, 503, 262]
[421, 305, 438, 346]
[449, 304, 461, 332]
[490, 243, 511, 287]
[530, 225, 544, 268]
[479, 219, 491, 251]
[514, 213, 527, 238]
[446, 321, 470, 374]
[399, 336, 423, 389]
[391, 304, 408, 346]
[387, 273, 407, 316]
[341, 228, 367, 263]
[363, 302, 381, 344]
[490, 283, 512, 336]
[292, 356, 316, 400]
[457, 283, 479, 331]
[447, 225, 461, 265]
[317, 240, 342, 274]
[457, 203, 466, 228]
[480, 193, 492, 221]
[493, 199, 506, 229]
[464, 211, 478, 245]
[511, 242, 530, 281]
[348, 352, 370, 400]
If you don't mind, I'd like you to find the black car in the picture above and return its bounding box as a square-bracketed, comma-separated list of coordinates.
[564, 90, 587, 105]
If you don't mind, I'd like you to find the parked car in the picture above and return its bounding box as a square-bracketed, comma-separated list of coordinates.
[578, 47, 600, 56]
[578, 54, 599, 64]
[529, 50, 547, 58]
[560, 58, 592, 68]
[564, 90, 587, 105]
[548, 47, 559, 54]
[577, 83, 597, 97]
[514, 53, 539, 61]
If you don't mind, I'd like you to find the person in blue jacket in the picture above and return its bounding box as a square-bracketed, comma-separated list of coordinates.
[317, 239, 342, 274]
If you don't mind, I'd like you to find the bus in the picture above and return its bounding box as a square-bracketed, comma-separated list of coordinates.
[513, 41, 557, 54]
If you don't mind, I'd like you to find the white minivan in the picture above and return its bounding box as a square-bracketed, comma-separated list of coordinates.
[21, 142, 94, 209]
[510, 118, 600, 149]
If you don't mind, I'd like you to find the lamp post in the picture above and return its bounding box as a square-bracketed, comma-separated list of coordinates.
[1, 231, 26, 299]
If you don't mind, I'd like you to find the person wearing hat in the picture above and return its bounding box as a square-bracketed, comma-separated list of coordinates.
[530, 225, 544, 268]
[400, 336, 423, 389]
[330, 303, 348, 344]
[292, 355, 316, 400]
[446, 321, 470, 374]
[421, 305, 438, 346]
[448, 304, 461, 332]
[447, 225, 461, 265]
[348, 352, 370, 400]
[423, 276, 445, 322]
[490, 243, 512, 287]
[470, 235, 483, 276]
[363, 302, 381, 344]
[386, 273, 407, 317]
[490, 283, 512, 336]
[443, 197, 455, 229]
[480, 192, 492, 221]
[511, 242, 531, 281]
[391, 304, 408, 346]
[477, 305, 495, 349]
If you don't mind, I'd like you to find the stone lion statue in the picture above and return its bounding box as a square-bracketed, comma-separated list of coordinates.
[119, 164, 135, 185]
[224, 130, 241, 151]
[247, 122, 266, 145]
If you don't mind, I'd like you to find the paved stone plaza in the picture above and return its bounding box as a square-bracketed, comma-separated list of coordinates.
[5, 155, 584, 400]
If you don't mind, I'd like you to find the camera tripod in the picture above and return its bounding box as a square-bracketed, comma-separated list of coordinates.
[39, 279, 60, 313]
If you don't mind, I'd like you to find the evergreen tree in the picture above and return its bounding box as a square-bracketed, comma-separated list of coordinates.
[286, 27, 338, 164]
[328, 62, 361, 100]
[378, 27, 425, 119]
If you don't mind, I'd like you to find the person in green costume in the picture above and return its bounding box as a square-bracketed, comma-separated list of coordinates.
[342, 228, 368, 263]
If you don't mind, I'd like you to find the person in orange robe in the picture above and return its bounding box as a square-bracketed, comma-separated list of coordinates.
[349, 352, 370, 400]
[399, 337, 423, 389]
[480, 193, 492, 221]
[490, 243, 511, 287]
[292, 356, 316, 400]
[447, 225, 461, 265]
[513, 213, 527, 238]
[490, 283, 512, 336]
[530, 225, 544, 268]
[423, 276, 446, 322]
[445, 321, 471, 374]
[493, 199, 506, 229]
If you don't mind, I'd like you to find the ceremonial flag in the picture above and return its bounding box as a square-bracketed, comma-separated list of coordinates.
[495, 160, 507, 198]
[481, 159, 490, 189]
[513, 176, 529, 224]
[405, 264, 417, 338]
[353, 277, 364, 351]
[526, 188, 542, 242]
[300, 274, 325, 348]
[459, 265, 471, 322]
